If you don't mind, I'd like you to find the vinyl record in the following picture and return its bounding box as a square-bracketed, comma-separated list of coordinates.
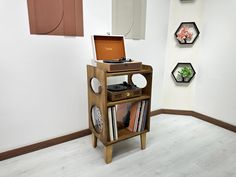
[103, 60, 124, 63]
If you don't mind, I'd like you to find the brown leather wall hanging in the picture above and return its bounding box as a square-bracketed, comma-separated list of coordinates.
[27, 0, 84, 36]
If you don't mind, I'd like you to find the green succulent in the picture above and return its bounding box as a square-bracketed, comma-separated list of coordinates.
[178, 66, 193, 79]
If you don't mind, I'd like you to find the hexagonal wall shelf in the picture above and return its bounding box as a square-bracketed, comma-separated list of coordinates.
[175, 22, 200, 45]
[171, 63, 196, 83]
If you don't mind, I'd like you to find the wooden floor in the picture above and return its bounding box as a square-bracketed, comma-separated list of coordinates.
[0, 115, 236, 177]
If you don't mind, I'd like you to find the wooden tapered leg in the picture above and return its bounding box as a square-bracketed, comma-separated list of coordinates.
[140, 133, 146, 150]
[92, 133, 97, 148]
[104, 145, 113, 164]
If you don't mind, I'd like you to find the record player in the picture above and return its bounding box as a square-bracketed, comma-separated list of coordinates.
[107, 81, 142, 101]
[92, 35, 142, 72]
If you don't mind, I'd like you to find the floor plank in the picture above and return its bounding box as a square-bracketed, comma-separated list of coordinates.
[0, 115, 235, 177]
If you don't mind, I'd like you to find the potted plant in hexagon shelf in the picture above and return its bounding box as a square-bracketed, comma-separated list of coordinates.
[171, 63, 196, 83]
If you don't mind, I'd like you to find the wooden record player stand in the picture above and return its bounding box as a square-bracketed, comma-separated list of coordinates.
[87, 64, 152, 164]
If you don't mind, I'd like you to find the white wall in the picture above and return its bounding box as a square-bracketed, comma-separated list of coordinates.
[162, 0, 236, 126]
[194, 0, 236, 125]
[125, 0, 170, 110]
[0, 0, 170, 152]
[161, 0, 202, 110]
[1, 0, 235, 154]
[0, 0, 112, 152]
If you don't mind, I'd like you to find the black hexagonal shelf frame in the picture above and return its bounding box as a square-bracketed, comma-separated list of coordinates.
[171, 63, 196, 83]
[175, 22, 200, 45]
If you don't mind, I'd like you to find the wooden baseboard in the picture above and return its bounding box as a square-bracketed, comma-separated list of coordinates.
[0, 129, 91, 161]
[1, 109, 235, 161]
[191, 111, 236, 133]
[150, 109, 165, 116]
[151, 109, 193, 116]
[151, 109, 236, 133]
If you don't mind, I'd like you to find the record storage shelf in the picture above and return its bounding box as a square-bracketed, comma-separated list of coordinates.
[87, 64, 153, 164]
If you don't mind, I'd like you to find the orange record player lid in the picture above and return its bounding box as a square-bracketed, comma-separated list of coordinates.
[93, 35, 126, 61]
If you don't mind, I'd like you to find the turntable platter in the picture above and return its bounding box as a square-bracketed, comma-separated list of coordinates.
[107, 84, 127, 91]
